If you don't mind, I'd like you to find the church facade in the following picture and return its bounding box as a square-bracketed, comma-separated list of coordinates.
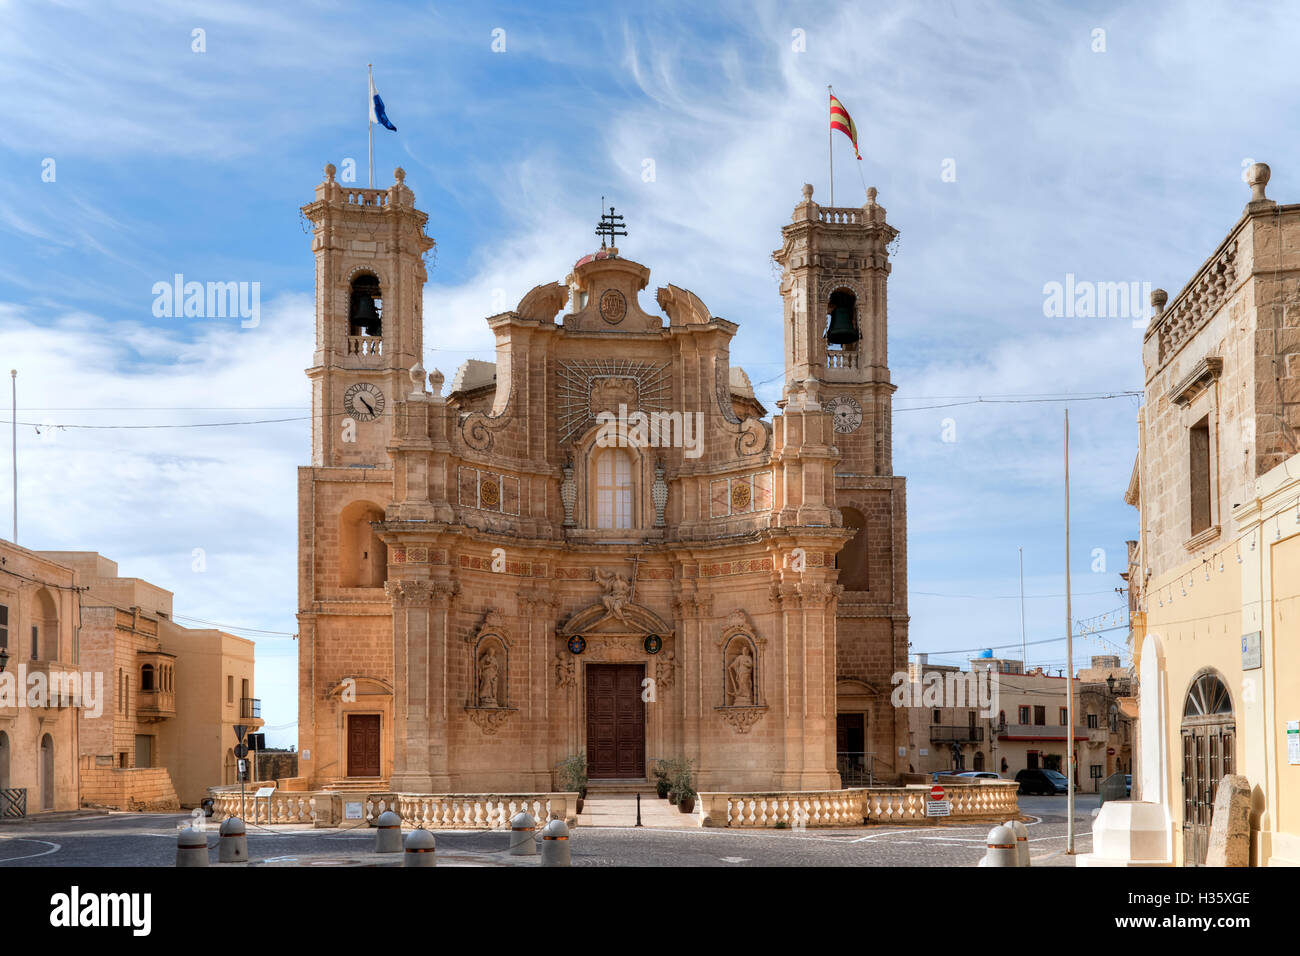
[295, 167, 908, 793]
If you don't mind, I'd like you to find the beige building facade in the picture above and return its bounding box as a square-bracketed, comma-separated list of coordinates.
[905, 654, 1130, 787]
[47, 552, 263, 808]
[295, 169, 910, 793]
[0, 540, 81, 813]
[1100, 163, 1300, 867]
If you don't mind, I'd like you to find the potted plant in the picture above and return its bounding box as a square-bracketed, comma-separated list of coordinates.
[652, 758, 674, 799]
[670, 758, 697, 814]
[557, 752, 588, 814]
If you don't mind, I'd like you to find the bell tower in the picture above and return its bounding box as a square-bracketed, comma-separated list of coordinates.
[300, 164, 434, 467]
[773, 182, 898, 476]
[773, 182, 909, 782]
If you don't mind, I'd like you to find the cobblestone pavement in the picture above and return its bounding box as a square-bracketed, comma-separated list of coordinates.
[0, 794, 1102, 867]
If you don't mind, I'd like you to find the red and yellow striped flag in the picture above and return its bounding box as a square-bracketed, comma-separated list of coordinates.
[829, 93, 861, 160]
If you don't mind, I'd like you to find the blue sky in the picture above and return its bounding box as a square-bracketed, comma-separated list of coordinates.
[2, 0, 1293, 746]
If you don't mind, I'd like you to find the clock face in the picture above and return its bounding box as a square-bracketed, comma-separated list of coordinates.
[825, 395, 863, 434]
[344, 382, 385, 422]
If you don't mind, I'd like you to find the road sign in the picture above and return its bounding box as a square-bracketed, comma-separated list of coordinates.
[926, 798, 952, 817]
[930, 785, 945, 801]
[234, 724, 248, 743]
[234, 744, 249, 759]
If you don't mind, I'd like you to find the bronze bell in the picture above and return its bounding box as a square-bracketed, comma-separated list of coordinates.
[350, 294, 381, 336]
[825, 303, 859, 345]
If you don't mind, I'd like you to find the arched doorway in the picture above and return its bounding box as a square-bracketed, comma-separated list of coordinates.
[40, 734, 54, 811]
[1180, 670, 1234, 866]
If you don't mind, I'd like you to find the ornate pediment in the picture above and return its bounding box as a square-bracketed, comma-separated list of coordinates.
[557, 570, 673, 637]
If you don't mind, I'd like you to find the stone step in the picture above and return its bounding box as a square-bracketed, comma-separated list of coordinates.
[319, 778, 390, 792]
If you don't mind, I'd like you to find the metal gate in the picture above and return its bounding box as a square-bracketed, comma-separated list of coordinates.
[1180, 671, 1234, 866]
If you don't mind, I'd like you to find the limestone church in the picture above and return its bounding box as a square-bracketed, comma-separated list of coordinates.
[295, 166, 908, 793]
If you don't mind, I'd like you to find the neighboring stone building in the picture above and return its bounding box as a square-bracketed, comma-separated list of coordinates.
[0, 540, 81, 813]
[906, 653, 1102, 783]
[294, 168, 909, 792]
[46, 552, 263, 808]
[1086, 163, 1300, 867]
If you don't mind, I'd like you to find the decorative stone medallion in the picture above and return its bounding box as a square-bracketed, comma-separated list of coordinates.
[644, 634, 662, 654]
[731, 481, 752, 511]
[599, 288, 627, 325]
[479, 477, 500, 507]
[567, 635, 587, 655]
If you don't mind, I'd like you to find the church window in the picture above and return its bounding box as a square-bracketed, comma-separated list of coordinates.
[593, 448, 634, 529]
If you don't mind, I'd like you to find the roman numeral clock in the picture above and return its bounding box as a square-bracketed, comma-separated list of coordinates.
[344, 382, 385, 422]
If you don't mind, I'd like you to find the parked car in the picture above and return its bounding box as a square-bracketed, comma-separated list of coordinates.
[1125, 774, 1132, 796]
[1016, 768, 1069, 795]
[951, 771, 1000, 779]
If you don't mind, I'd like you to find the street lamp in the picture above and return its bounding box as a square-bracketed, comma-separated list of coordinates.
[1106, 674, 1117, 695]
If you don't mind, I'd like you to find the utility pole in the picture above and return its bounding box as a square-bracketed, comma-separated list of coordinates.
[1064, 409, 1076, 853]
[9, 369, 15, 544]
[1018, 546, 1026, 666]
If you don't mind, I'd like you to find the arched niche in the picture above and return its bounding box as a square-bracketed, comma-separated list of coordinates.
[837, 507, 870, 591]
[339, 499, 388, 588]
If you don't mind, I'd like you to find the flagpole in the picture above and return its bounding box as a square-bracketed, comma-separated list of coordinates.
[1065, 407, 1076, 853]
[827, 85, 834, 207]
[367, 63, 375, 189]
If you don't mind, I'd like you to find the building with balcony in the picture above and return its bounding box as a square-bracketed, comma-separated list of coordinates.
[43, 552, 263, 808]
[0, 540, 81, 814]
[1085, 163, 1300, 868]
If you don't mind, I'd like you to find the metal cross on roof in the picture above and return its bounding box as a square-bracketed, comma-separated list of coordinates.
[595, 197, 627, 249]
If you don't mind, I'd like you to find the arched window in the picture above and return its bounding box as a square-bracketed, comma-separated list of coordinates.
[593, 447, 634, 529]
[837, 507, 870, 591]
[140, 665, 155, 692]
[33, 588, 58, 661]
[349, 273, 383, 338]
[825, 288, 859, 347]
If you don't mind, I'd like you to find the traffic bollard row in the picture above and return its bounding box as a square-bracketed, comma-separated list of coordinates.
[176, 827, 210, 867]
[404, 828, 436, 866]
[219, 817, 248, 863]
[509, 811, 537, 856]
[375, 810, 402, 853]
[1006, 819, 1030, 867]
[540, 818, 571, 867]
[977, 824, 1019, 867]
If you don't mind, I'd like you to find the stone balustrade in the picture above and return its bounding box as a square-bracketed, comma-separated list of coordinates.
[698, 782, 1019, 828]
[208, 788, 578, 829]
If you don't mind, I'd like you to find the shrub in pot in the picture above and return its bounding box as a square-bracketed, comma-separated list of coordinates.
[557, 752, 588, 814]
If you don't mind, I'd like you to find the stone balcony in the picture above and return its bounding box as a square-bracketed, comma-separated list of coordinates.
[1000, 723, 1090, 742]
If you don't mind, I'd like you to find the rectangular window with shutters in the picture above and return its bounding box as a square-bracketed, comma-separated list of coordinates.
[1060, 707, 1068, 725]
[1018, 705, 1030, 724]
[1190, 415, 1212, 536]
[1034, 706, 1046, 726]
[1087, 713, 1099, 729]
[0, 603, 7, 649]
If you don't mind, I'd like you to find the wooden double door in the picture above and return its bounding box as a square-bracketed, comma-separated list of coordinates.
[586, 664, 646, 778]
[347, 714, 382, 778]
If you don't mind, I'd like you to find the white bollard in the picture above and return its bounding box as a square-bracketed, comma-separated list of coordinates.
[1006, 819, 1030, 867]
[375, 810, 402, 853]
[403, 828, 437, 867]
[539, 818, 571, 867]
[176, 827, 209, 867]
[977, 824, 1019, 867]
[509, 811, 537, 856]
[218, 817, 248, 863]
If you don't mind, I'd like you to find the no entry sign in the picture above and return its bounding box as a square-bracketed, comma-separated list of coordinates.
[930, 785, 945, 800]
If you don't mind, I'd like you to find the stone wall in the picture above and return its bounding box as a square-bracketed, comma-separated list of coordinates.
[80, 767, 180, 811]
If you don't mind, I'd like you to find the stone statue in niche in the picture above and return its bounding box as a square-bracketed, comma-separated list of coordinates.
[596, 569, 632, 623]
[477, 646, 501, 707]
[727, 643, 755, 706]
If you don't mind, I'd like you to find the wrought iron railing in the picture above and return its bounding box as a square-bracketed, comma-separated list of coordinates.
[836, 751, 874, 787]
[1, 788, 27, 818]
[240, 697, 261, 719]
[929, 724, 985, 744]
